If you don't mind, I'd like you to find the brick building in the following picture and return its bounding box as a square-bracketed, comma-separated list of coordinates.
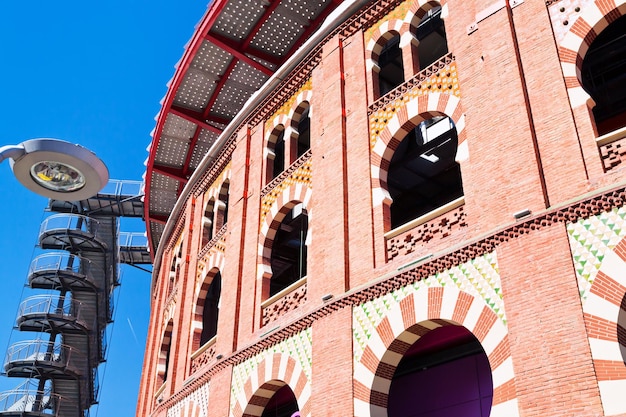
[137, 0, 626, 416]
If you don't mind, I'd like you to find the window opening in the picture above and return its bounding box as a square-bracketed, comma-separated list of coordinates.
[217, 181, 230, 230]
[297, 105, 311, 158]
[378, 33, 405, 97]
[260, 385, 299, 417]
[388, 116, 463, 229]
[269, 205, 308, 297]
[202, 198, 215, 246]
[163, 345, 171, 382]
[388, 325, 493, 417]
[272, 129, 286, 179]
[200, 272, 221, 345]
[415, 6, 448, 70]
[581, 14, 626, 135]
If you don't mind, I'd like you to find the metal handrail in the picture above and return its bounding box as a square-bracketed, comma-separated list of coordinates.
[5, 340, 82, 369]
[18, 295, 83, 322]
[29, 253, 93, 277]
[99, 179, 143, 197]
[0, 389, 63, 414]
[39, 214, 100, 237]
[118, 232, 148, 248]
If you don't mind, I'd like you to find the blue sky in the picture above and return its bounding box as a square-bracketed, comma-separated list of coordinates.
[0, 1, 208, 415]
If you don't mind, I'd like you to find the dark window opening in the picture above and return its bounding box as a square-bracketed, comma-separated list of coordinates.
[297, 106, 311, 158]
[415, 6, 448, 70]
[217, 181, 230, 230]
[272, 129, 286, 179]
[200, 272, 221, 345]
[260, 385, 299, 417]
[388, 326, 493, 417]
[581, 14, 626, 135]
[388, 116, 463, 229]
[222, 192, 229, 225]
[379, 34, 405, 97]
[163, 346, 170, 382]
[202, 198, 215, 246]
[269, 205, 308, 297]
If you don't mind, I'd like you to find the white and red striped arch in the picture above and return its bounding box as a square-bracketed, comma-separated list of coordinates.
[582, 237, 626, 415]
[366, 1, 447, 71]
[370, 92, 466, 207]
[557, 0, 626, 108]
[230, 353, 311, 417]
[353, 286, 519, 417]
[191, 261, 224, 352]
[258, 185, 313, 278]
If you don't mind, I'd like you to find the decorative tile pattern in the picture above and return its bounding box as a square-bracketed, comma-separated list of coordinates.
[386, 205, 467, 261]
[191, 342, 217, 375]
[364, 0, 411, 43]
[260, 157, 312, 224]
[268, 79, 312, 123]
[167, 381, 210, 417]
[230, 328, 312, 413]
[353, 251, 502, 362]
[567, 206, 626, 301]
[599, 137, 626, 171]
[369, 60, 460, 150]
[262, 282, 308, 326]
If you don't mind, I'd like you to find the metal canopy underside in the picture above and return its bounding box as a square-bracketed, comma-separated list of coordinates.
[144, 0, 342, 256]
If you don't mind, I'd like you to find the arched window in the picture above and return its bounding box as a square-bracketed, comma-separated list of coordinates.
[388, 116, 463, 229]
[260, 385, 299, 417]
[202, 197, 215, 246]
[200, 272, 221, 345]
[268, 126, 286, 181]
[158, 320, 174, 385]
[269, 204, 308, 297]
[378, 33, 404, 97]
[414, 6, 448, 70]
[581, 14, 626, 136]
[388, 325, 492, 417]
[295, 103, 310, 158]
[215, 181, 230, 231]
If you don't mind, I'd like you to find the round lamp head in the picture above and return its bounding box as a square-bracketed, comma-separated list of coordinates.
[10, 139, 109, 200]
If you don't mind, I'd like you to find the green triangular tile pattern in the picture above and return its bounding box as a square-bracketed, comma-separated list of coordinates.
[353, 251, 503, 363]
[167, 381, 210, 417]
[567, 206, 626, 301]
[230, 328, 312, 413]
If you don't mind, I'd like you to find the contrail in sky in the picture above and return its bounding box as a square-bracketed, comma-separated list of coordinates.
[128, 317, 139, 346]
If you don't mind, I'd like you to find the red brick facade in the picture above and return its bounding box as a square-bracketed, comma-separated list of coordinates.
[138, 1, 626, 416]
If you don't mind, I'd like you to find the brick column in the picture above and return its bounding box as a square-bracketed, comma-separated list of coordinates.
[498, 222, 603, 416]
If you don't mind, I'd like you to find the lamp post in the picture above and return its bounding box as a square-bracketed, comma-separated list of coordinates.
[0, 138, 109, 200]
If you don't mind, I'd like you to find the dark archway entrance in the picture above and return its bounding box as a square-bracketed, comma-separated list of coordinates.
[388, 325, 493, 417]
[260, 384, 299, 417]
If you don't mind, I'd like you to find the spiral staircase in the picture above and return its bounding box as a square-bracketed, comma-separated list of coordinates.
[0, 180, 149, 417]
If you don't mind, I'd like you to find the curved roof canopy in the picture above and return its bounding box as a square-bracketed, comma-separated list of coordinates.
[144, 0, 343, 255]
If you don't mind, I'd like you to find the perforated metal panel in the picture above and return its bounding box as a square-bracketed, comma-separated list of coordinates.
[145, 0, 343, 254]
[213, 0, 267, 41]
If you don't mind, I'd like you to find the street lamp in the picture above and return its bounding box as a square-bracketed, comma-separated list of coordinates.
[0, 138, 109, 200]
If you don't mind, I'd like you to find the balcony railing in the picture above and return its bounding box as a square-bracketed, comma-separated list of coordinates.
[0, 379, 75, 416]
[261, 277, 307, 327]
[198, 224, 227, 259]
[4, 340, 84, 377]
[597, 125, 626, 171]
[29, 253, 93, 278]
[39, 214, 100, 238]
[369, 52, 455, 115]
[261, 149, 312, 198]
[17, 295, 85, 328]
